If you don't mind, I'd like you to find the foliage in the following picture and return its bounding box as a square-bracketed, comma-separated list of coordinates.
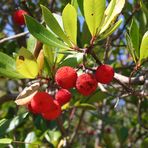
[0, 0, 148, 147]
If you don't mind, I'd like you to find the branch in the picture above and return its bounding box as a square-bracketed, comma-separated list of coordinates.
[0, 93, 18, 105]
[114, 73, 145, 85]
[0, 31, 29, 44]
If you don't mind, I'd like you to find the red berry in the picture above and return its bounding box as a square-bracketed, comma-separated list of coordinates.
[30, 92, 55, 114]
[42, 100, 61, 120]
[95, 64, 114, 84]
[55, 89, 72, 106]
[55, 66, 77, 89]
[13, 9, 28, 26]
[76, 73, 98, 96]
[27, 102, 38, 114]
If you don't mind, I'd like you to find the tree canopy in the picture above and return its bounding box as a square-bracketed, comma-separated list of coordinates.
[0, 0, 148, 147]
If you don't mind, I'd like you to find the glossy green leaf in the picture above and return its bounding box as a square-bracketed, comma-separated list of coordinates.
[59, 52, 83, 67]
[0, 138, 12, 144]
[41, 5, 71, 46]
[62, 4, 77, 45]
[0, 113, 28, 136]
[16, 48, 39, 79]
[130, 18, 140, 57]
[140, 31, 148, 63]
[0, 52, 25, 79]
[100, 19, 122, 40]
[100, 0, 125, 34]
[84, 0, 105, 36]
[25, 15, 69, 49]
[126, 33, 137, 63]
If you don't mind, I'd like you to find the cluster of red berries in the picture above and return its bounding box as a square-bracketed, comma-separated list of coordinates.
[27, 92, 61, 120]
[55, 65, 114, 96]
[13, 9, 28, 26]
[27, 64, 114, 120]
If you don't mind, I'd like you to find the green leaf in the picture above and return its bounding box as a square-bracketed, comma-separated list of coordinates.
[16, 47, 39, 79]
[62, 4, 77, 45]
[43, 45, 55, 67]
[0, 138, 12, 144]
[0, 52, 25, 79]
[130, 18, 140, 57]
[140, 31, 148, 63]
[100, 0, 125, 34]
[77, 0, 84, 16]
[140, 0, 148, 19]
[71, 0, 78, 11]
[100, 19, 122, 40]
[126, 33, 137, 63]
[59, 52, 83, 67]
[41, 5, 71, 46]
[25, 15, 69, 50]
[84, 0, 105, 36]
[116, 127, 128, 143]
[0, 113, 28, 136]
[27, 34, 37, 54]
[75, 103, 96, 110]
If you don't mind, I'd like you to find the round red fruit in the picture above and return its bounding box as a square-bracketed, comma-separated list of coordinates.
[55, 66, 77, 89]
[13, 9, 28, 26]
[42, 100, 61, 120]
[27, 102, 38, 114]
[30, 92, 55, 114]
[95, 64, 114, 84]
[76, 73, 98, 96]
[55, 89, 72, 106]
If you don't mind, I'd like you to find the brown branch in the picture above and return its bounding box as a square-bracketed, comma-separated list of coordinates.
[0, 93, 18, 105]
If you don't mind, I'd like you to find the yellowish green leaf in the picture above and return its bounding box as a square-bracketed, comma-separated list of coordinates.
[62, 4, 77, 45]
[16, 48, 39, 79]
[84, 0, 105, 36]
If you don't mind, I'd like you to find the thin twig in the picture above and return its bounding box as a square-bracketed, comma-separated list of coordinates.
[103, 37, 111, 63]
[56, 117, 67, 137]
[137, 98, 148, 130]
[0, 31, 29, 44]
[69, 109, 85, 145]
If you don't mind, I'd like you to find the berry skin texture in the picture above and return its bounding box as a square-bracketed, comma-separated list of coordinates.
[55, 66, 77, 89]
[42, 100, 61, 120]
[27, 102, 38, 114]
[55, 89, 72, 106]
[30, 92, 55, 114]
[76, 73, 98, 96]
[95, 64, 114, 84]
[13, 9, 28, 26]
